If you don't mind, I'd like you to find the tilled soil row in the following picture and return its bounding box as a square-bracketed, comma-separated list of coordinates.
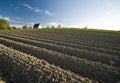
[0, 44, 96, 83]
[0, 37, 120, 83]
[6, 34, 120, 56]
[0, 34, 120, 68]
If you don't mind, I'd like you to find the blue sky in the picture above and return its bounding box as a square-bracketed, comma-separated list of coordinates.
[0, 0, 120, 30]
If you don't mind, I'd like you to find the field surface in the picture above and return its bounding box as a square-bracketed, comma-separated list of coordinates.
[0, 29, 120, 83]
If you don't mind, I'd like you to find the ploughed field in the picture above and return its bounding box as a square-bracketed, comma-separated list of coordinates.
[0, 29, 120, 83]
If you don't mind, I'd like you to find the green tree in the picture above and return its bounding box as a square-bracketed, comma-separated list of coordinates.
[0, 19, 9, 30]
[22, 25, 28, 29]
[57, 24, 61, 28]
[29, 26, 32, 29]
[12, 26, 17, 29]
[10, 26, 17, 30]
[46, 26, 50, 28]
[7, 27, 12, 30]
[6, 26, 17, 30]
[51, 26, 54, 28]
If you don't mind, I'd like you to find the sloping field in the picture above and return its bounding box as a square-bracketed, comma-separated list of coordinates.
[0, 29, 120, 83]
[0, 44, 95, 83]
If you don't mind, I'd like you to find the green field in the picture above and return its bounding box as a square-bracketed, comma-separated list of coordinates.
[43, 27, 120, 33]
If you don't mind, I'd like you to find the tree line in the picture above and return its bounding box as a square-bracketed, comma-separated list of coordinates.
[0, 19, 32, 30]
[0, 18, 63, 30]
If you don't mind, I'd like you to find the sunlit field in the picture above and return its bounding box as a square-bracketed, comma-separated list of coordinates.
[0, 29, 120, 83]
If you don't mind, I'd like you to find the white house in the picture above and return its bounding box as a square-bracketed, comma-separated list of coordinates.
[33, 23, 42, 29]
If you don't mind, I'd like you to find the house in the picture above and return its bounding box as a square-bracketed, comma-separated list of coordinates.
[33, 23, 42, 29]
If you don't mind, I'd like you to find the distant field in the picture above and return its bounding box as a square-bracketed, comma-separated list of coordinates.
[43, 27, 120, 33]
[0, 29, 120, 83]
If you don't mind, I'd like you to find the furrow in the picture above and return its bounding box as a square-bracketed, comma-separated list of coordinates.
[0, 44, 95, 83]
[7, 34, 120, 56]
[0, 34, 120, 68]
[0, 37, 120, 83]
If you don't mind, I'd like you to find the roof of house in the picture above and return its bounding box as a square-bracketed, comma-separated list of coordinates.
[33, 23, 41, 28]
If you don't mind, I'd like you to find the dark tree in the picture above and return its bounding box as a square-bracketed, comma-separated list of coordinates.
[22, 25, 28, 29]
[51, 26, 54, 28]
[58, 24, 61, 28]
[46, 26, 50, 28]
[0, 19, 9, 30]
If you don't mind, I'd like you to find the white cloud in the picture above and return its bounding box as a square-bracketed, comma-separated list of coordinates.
[63, 24, 81, 28]
[22, 4, 33, 10]
[0, 15, 34, 27]
[11, 22, 34, 28]
[0, 15, 11, 21]
[45, 10, 54, 16]
[29, 23, 34, 25]
[10, 17, 22, 21]
[22, 4, 42, 14]
[34, 9, 42, 13]
[4, 17, 10, 21]
[6, 17, 23, 23]
[15, 17, 22, 20]
[10, 24, 22, 28]
[48, 22, 62, 27]
[0, 16, 25, 24]
[10, 20, 34, 25]
[10, 20, 24, 23]
[22, 4, 54, 16]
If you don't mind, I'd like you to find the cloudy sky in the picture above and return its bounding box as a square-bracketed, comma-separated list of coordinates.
[0, 0, 120, 30]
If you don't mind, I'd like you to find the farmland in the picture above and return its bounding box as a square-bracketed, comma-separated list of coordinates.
[0, 29, 120, 83]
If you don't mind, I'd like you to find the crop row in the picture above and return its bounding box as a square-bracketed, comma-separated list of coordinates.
[14, 33, 120, 51]
[0, 37, 120, 83]
[0, 30, 120, 51]
[5, 34, 120, 56]
[0, 34, 120, 68]
[9, 29, 118, 45]
[0, 44, 95, 83]
[12, 30, 120, 50]
[32, 35, 120, 51]
[0, 73, 5, 83]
